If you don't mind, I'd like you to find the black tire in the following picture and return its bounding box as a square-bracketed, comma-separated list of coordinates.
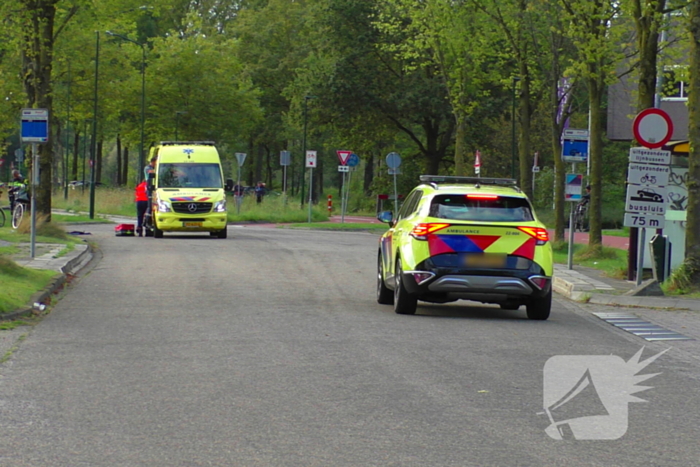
[144, 229, 154, 237]
[217, 228, 227, 239]
[500, 303, 521, 310]
[154, 225, 164, 238]
[0, 207, 6, 228]
[526, 289, 552, 320]
[377, 253, 394, 305]
[12, 202, 25, 229]
[394, 258, 417, 315]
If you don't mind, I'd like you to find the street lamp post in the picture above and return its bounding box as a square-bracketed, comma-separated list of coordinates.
[106, 31, 146, 185]
[511, 76, 520, 180]
[89, 31, 100, 219]
[63, 63, 71, 200]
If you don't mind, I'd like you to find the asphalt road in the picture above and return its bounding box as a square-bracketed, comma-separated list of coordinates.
[1, 224, 699, 466]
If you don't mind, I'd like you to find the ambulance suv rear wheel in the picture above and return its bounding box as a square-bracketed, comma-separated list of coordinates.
[377, 252, 394, 305]
[394, 258, 417, 315]
[526, 289, 551, 320]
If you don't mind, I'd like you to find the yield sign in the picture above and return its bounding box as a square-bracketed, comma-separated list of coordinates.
[337, 150, 352, 166]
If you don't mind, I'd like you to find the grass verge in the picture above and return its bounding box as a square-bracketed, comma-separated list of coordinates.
[0, 256, 58, 314]
[552, 241, 628, 279]
[283, 222, 388, 232]
[53, 213, 112, 224]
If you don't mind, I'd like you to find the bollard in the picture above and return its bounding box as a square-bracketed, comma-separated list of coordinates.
[327, 195, 333, 213]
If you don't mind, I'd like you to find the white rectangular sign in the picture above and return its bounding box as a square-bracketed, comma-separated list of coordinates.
[563, 129, 589, 139]
[338, 165, 349, 172]
[280, 150, 291, 166]
[629, 147, 671, 165]
[305, 150, 317, 168]
[626, 184, 667, 214]
[627, 163, 670, 187]
[624, 212, 665, 229]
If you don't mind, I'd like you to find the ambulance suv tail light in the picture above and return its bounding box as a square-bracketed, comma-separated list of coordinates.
[410, 223, 450, 240]
[529, 275, 550, 290]
[518, 226, 549, 245]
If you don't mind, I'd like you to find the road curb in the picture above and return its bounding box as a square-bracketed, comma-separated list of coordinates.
[0, 243, 94, 321]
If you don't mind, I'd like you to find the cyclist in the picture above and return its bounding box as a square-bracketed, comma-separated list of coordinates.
[8, 169, 27, 213]
[574, 185, 591, 232]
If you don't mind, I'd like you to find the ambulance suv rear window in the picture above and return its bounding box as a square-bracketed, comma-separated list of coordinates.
[429, 194, 534, 222]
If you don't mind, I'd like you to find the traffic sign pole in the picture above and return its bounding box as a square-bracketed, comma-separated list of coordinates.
[386, 152, 401, 213]
[307, 167, 313, 223]
[344, 168, 353, 223]
[21, 109, 49, 259]
[305, 151, 317, 223]
[340, 171, 347, 223]
[31, 143, 38, 258]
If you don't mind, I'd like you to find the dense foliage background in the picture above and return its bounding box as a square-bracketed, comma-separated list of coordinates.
[0, 0, 691, 234]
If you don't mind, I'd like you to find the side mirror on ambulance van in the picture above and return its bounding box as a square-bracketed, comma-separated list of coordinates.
[225, 179, 234, 192]
[147, 172, 155, 191]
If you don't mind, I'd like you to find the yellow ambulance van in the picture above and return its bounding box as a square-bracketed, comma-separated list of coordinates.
[145, 141, 232, 238]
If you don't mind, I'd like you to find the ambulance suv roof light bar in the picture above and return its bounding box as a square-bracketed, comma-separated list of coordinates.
[159, 141, 216, 146]
[419, 176, 520, 191]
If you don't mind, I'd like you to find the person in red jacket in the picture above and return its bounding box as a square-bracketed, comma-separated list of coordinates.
[135, 180, 148, 236]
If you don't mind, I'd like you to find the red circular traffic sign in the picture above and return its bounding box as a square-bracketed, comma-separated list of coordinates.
[632, 108, 673, 149]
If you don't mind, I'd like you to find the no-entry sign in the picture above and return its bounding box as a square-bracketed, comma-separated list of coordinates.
[632, 108, 673, 149]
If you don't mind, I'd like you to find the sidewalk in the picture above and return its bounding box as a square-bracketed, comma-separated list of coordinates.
[549, 229, 700, 311]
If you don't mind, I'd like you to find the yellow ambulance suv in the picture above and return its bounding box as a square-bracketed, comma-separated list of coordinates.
[146, 141, 233, 238]
[377, 176, 554, 319]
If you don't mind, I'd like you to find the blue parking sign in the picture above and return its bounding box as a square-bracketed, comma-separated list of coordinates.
[21, 108, 49, 143]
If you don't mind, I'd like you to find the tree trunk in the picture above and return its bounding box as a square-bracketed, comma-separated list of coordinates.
[684, 1, 700, 284]
[96, 139, 103, 184]
[551, 101, 566, 242]
[20, 0, 58, 220]
[72, 130, 80, 181]
[54, 120, 62, 192]
[314, 154, 323, 203]
[116, 134, 122, 186]
[123, 147, 129, 185]
[364, 152, 374, 194]
[588, 76, 603, 248]
[454, 112, 467, 176]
